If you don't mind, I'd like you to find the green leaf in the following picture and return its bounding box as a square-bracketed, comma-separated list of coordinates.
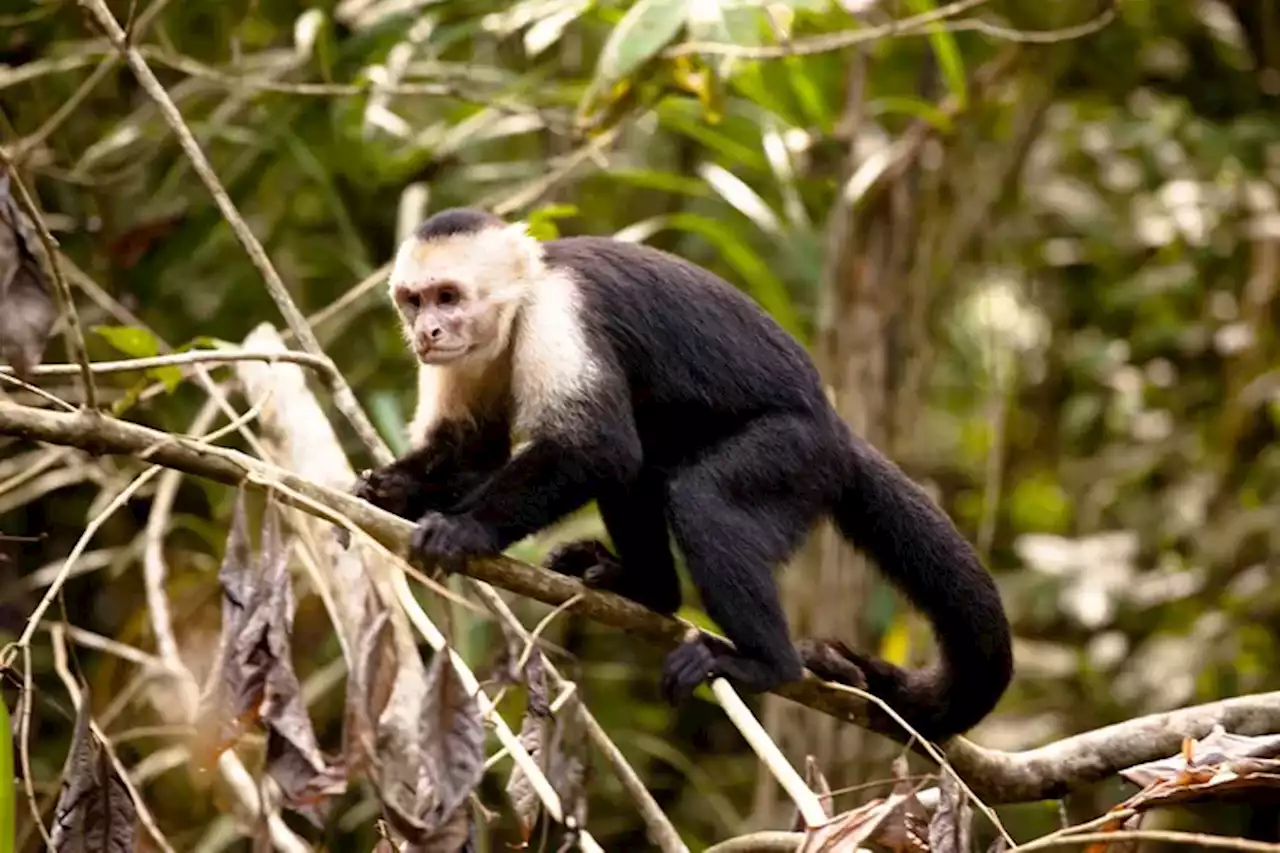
[93, 325, 160, 359]
[588, 0, 687, 96]
[148, 366, 183, 394]
[367, 390, 409, 457]
[0, 697, 11, 853]
[903, 0, 967, 108]
[525, 203, 580, 241]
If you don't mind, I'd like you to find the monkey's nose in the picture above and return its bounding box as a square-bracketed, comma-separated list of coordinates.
[428, 326, 444, 341]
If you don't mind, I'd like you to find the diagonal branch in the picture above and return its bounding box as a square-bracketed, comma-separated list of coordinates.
[1, 399, 1279, 804]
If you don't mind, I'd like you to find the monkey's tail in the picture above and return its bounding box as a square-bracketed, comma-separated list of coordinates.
[810, 432, 1013, 741]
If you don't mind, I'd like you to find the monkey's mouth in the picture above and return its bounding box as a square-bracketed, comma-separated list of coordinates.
[417, 344, 470, 364]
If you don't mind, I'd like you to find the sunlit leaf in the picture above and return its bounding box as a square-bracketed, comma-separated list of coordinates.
[0, 697, 11, 853]
[526, 204, 581, 241]
[587, 0, 688, 100]
[92, 325, 161, 359]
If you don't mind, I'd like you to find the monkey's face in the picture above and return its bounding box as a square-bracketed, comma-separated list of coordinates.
[392, 279, 481, 364]
[389, 223, 541, 367]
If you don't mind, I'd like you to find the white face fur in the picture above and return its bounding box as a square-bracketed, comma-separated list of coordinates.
[388, 222, 543, 368]
[392, 220, 603, 444]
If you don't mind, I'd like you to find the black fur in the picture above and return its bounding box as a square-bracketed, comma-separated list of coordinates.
[359, 220, 1014, 740]
[413, 207, 505, 241]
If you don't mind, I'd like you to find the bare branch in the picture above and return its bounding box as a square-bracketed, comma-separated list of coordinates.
[2, 399, 1279, 804]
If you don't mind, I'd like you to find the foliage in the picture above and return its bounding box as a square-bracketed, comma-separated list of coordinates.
[2, 0, 1279, 848]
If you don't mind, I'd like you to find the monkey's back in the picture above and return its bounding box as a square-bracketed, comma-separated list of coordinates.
[543, 236, 838, 466]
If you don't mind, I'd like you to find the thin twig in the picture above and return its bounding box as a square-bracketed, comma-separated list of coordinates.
[1, 348, 336, 379]
[1010, 830, 1280, 852]
[710, 675, 827, 828]
[0, 157, 97, 409]
[664, 0, 1114, 59]
[664, 0, 991, 58]
[78, 0, 394, 465]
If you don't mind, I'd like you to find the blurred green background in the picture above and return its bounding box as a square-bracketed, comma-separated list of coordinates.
[2, 0, 1279, 849]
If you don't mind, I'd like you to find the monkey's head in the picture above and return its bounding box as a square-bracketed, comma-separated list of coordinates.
[389, 208, 542, 367]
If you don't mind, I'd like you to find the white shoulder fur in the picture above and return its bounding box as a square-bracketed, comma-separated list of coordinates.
[510, 265, 601, 438]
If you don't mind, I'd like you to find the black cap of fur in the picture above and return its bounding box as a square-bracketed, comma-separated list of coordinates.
[413, 208, 504, 241]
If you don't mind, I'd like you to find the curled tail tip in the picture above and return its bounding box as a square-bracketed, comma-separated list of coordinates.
[799, 638, 1011, 740]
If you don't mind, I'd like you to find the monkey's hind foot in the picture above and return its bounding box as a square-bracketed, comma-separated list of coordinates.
[797, 638, 879, 690]
[659, 637, 719, 703]
[542, 538, 625, 588]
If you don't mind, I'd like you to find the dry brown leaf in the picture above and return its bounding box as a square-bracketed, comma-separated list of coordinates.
[419, 648, 485, 828]
[791, 756, 835, 831]
[344, 597, 397, 778]
[799, 793, 915, 853]
[404, 803, 473, 853]
[546, 709, 588, 832]
[1120, 725, 1280, 787]
[504, 655, 553, 841]
[196, 490, 346, 822]
[50, 696, 137, 853]
[927, 770, 972, 853]
[0, 173, 55, 379]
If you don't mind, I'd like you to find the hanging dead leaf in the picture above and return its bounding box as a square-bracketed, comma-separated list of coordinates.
[505, 653, 553, 841]
[194, 489, 346, 822]
[791, 756, 835, 831]
[546, 707, 589, 832]
[344, 598, 397, 778]
[928, 771, 972, 853]
[194, 490, 257, 765]
[376, 658, 432, 841]
[256, 504, 347, 823]
[50, 695, 137, 853]
[404, 803, 473, 853]
[419, 648, 485, 828]
[0, 173, 55, 379]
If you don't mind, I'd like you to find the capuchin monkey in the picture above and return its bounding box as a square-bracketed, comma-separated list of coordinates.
[355, 207, 1013, 740]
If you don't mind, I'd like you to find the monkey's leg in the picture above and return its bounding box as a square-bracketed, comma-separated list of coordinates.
[660, 414, 838, 700]
[544, 471, 682, 616]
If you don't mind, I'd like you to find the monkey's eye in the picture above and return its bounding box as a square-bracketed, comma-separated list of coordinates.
[437, 286, 459, 306]
[404, 293, 422, 310]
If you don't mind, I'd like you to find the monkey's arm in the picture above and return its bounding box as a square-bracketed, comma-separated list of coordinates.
[409, 404, 642, 566]
[355, 417, 510, 521]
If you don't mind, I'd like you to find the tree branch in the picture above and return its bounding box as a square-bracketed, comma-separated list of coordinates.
[2, 399, 1279, 804]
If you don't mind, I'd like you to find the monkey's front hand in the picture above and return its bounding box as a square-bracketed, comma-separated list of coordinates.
[410, 511, 499, 575]
[353, 465, 418, 518]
